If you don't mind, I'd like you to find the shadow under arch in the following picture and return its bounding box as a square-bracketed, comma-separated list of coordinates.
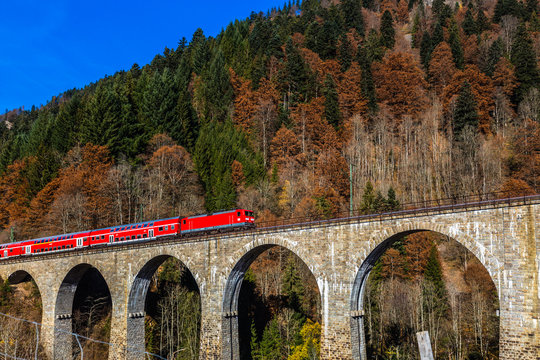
[350, 229, 500, 360]
[54, 263, 112, 360]
[1, 269, 44, 359]
[126, 254, 200, 360]
[222, 243, 322, 360]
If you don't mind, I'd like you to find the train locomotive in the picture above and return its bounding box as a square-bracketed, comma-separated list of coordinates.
[0, 209, 255, 259]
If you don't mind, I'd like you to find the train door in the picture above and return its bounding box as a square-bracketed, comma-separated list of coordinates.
[149, 229, 154, 238]
[109, 235, 114, 244]
[76, 238, 83, 248]
[25, 246, 31, 255]
[3, 250, 6, 257]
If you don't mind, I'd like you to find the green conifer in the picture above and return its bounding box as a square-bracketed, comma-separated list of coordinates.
[453, 81, 479, 139]
[380, 10, 396, 49]
[510, 22, 540, 102]
[323, 75, 342, 129]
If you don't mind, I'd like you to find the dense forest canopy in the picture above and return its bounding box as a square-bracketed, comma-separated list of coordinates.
[0, 0, 538, 241]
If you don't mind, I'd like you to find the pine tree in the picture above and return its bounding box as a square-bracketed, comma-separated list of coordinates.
[431, 21, 444, 49]
[380, 10, 396, 49]
[463, 8, 477, 35]
[338, 35, 353, 72]
[259, 319, 282, 360]
[424, 245, 447, 300]
[420, 31, 433, 70]
[448, 20, 464, 69]
[476, 10, 491, 34]
[357, 44, 378, 112]
[203, 50, 234, 122]
[360, 181, 376, 214]
[483, 38, 503, 76]
[323, 75, 342, 129]
[341, 0, 365, 36]
[385, 187, 400, 210]
[453, 81, 479, 139]
[510, 22, 540, 102]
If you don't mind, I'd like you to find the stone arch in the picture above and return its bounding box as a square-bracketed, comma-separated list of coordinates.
[222, 237, 322, 360]
[54, 263, 112, 360]
[350, 221, 500, 360]
[126, 254, 200, 360]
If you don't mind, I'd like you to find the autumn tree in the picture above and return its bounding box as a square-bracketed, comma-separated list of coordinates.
[443, 65, 494, 133]
[374, 52, 428, 119]
[428, 42, 457, 95]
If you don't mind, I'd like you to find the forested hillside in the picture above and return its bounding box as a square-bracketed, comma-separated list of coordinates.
[0, 0, 538, 240]
[0, 0, 537, 358]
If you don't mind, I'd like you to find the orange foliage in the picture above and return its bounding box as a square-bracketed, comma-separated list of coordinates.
[492, 58, 518, 98]
[231, 160, 245, 188]
[443, 65, 495, 133]
[315, 148, 350, 197]
[270, 126, 301, 167]
[0, 158, 35, 229]
[463, 35, 479, 65]
[291, 97, 339, 155]
[337, 62, 368, 119]
[231, 69, 257, 135]
[428, 42, 457, 96]
[397, 0, 409, 23]
[373, 52, 428, 119]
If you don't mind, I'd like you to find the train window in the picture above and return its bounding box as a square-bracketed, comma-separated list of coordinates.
[137, 235, 141, 239]
[144, 224, 148, 228]
[131, 235, 135, 240]
[237, 211, 241, 217]
[120, 237, 124, 241]
[171, 225, 175, 230]
[158, 227, 163, 231]
[165, 226, 168, 230]
[62, 245, 66, 249]
[138, 224, 142, 228]
[143, 234, 147, 238]
[101, 235, 105, 240]
[183, 220, 186, 224]
[9, 249, 12, 252]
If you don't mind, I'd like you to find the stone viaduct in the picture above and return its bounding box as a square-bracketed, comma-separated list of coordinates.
[0, 196, 538, 359]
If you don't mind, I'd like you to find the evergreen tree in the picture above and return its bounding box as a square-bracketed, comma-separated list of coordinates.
[448, 20, 464, 69]
[476, 10, 491, 34]
[431, 21, 444, 49]
[510, 22, 540, 102]
[282, 256, 305, 311]
[250, 320, 262, 360]
[453, 81, 479, 139]
[357, 44, 378, 112]
[364, 29, 384, 63]
[380, 10, 396, 49]
[420, 31, 433, 70]
[385, 187, 401, 210]
[360, 181, 376, 214]
[323, 75, 342, 129]
[483, 38, 503, 76]
[424, 245, 447, 301]
[341, 0, 365, 36]
[463, 8, 477, 35]
[203, 50, 234, 122]
[259, 319, 282, 360]
[282, 38, 314, 103]
[338, 35, 353, 72]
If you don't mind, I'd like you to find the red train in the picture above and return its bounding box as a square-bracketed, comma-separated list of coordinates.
[0, 209, 255, 260]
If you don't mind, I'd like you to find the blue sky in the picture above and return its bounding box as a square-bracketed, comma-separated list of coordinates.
[0, 0, 288, 112]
